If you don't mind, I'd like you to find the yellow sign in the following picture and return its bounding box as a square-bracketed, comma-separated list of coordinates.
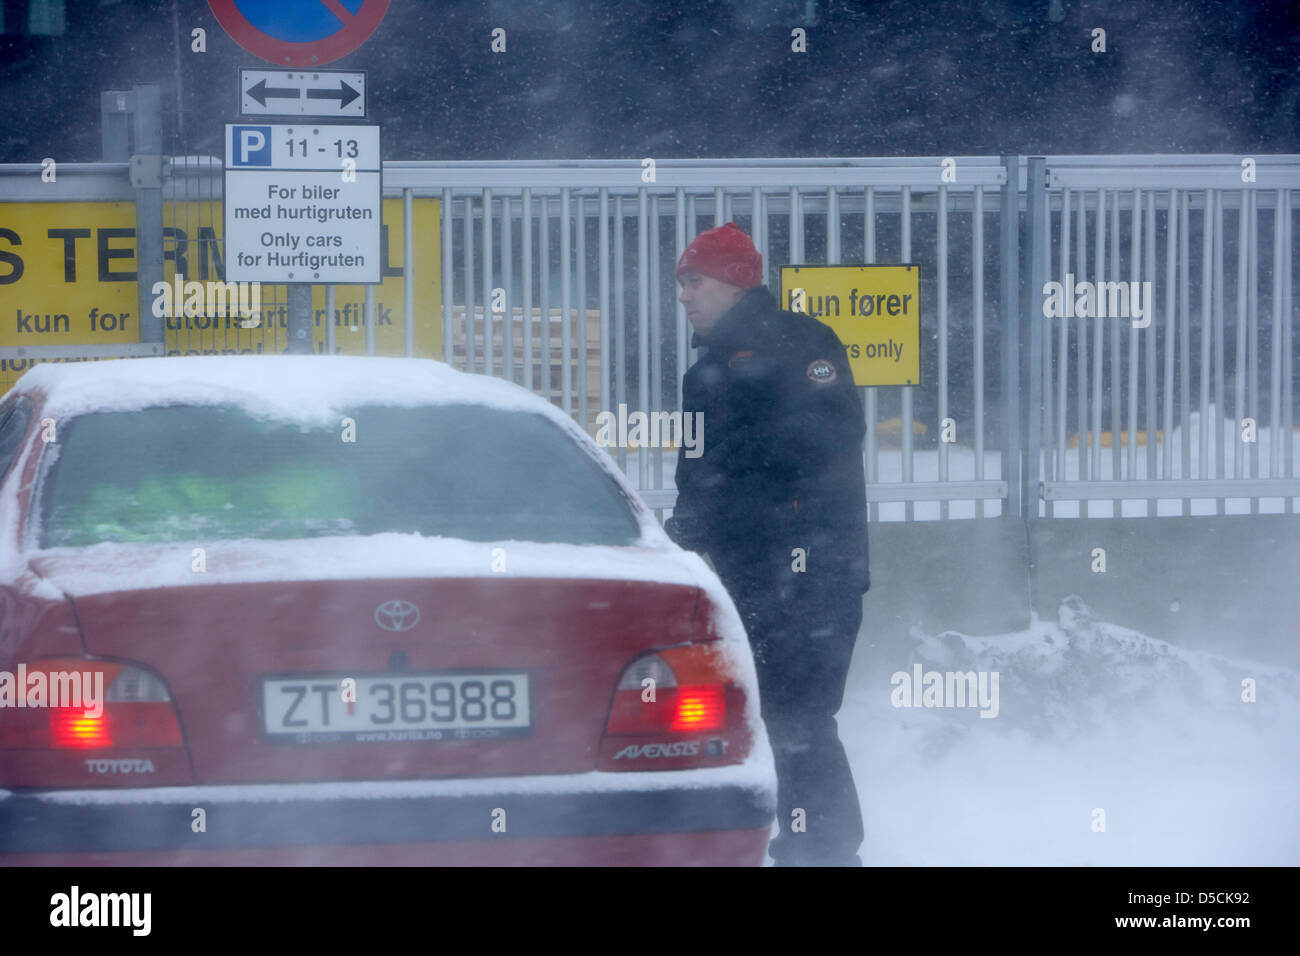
[0, 198, 441, 395]
[779, 264, 921, 386]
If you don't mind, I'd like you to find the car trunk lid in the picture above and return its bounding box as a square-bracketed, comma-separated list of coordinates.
[29, 537, 707, 783]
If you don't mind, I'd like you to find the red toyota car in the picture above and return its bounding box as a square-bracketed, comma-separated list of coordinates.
[0, 355, 775, 865]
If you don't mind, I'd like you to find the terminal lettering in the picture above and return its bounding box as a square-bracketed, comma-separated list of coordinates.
[0, 227, 142, 283]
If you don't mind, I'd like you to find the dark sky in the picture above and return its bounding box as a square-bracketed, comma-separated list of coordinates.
[1, 0, 1296, 163]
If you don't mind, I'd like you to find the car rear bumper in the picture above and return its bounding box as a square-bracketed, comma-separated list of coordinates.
[0, 764, 776, 865]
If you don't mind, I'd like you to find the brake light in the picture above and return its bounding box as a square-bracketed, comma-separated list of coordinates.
[49, 708, 112, 748]
[671, 685, 724, 731]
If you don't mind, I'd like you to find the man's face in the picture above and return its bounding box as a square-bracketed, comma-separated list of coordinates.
[677, 272, 746, 334]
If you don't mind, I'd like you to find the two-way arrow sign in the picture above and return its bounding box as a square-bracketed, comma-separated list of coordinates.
[240, 69, 366, 118]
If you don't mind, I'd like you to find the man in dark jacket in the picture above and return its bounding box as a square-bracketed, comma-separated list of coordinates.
[664, 222, 870, 867]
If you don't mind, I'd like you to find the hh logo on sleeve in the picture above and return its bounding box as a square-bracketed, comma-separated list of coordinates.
[806, 359, 837, 384]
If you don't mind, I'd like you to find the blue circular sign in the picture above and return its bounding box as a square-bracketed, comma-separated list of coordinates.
[208, 0, 390, 66]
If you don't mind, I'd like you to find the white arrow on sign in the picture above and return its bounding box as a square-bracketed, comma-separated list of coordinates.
[239, 69, 366, 118]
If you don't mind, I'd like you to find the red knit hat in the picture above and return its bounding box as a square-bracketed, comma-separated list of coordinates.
[675, 222, 764, 289]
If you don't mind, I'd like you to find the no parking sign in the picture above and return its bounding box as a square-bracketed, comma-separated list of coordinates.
[208, 0, 390, 66]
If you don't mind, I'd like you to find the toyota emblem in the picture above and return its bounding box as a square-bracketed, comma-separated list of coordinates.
[374, 600, 420, 632]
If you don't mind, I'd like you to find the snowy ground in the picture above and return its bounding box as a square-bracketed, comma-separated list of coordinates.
[619, 417, 1298, 865]
[839, 596, 1298, 866]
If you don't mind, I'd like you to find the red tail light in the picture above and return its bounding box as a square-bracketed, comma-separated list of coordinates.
[0, 658, 183, 751]
[605, 646, 729, 734]
[601, 643, 751, 769]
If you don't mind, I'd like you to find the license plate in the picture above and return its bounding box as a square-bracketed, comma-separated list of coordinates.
[262, 672, 530, 743]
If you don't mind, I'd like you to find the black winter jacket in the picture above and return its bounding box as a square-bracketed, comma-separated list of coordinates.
[668, 285, 870, 592]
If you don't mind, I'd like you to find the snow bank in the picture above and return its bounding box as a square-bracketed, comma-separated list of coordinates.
[844, 596, 1299, 865]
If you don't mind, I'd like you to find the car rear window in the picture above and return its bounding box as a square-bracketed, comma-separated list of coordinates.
[37, 403, 641, 548]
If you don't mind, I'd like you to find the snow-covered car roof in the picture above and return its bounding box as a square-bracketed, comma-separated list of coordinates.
[11, 354, 566, 424]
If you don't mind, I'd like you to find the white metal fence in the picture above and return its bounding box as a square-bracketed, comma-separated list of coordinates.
[3, 154, 1297, 520]
[1032, 158, 1295, 517]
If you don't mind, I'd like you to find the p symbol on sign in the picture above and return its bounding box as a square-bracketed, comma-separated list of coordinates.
[232, 125, 271, 166]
